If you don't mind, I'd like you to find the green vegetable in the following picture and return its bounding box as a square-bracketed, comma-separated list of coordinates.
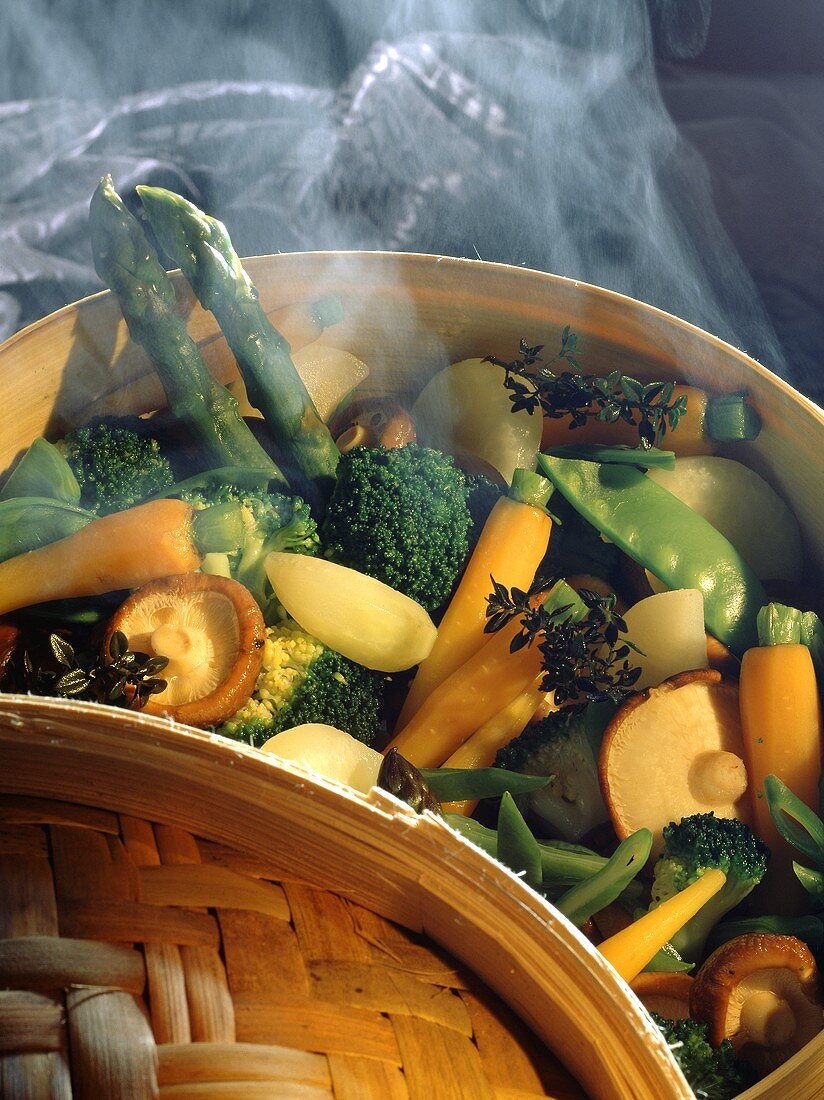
[649, 813, 770, 962]
[757, 601, 803, 646]
[705, 393, 762, 443]
[765, 774, 824, 906]
[58, 420, 175, 514]
[89, 176, 285, 485]
[219, 619, 385, 748]
[178, 481, 318, 619]
[420, 767, 549, 802]
[0, 438, 80, 503]
[0, 497, 95, 563]
[643, 942, 693, 973]
[800, 610, 824, 695]
[537, 454, 766, 654]
[541, 444, 676, 470]
[494, 701, 616, 842]
[710, 914, 824, 954]
[556, 828, 652, 928]
[651, 1014, 754, 1100]
[322, 444, 471, 614]
[137, 184, 338, 503]
[445, 813, 610, 891]
[539, 491, 621, 586]
[497, 792, 543, 890]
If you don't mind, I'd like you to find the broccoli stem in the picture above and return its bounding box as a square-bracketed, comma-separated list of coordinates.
[555, 828, 652, 928]
[89, 177, 287, 487]
[137, 185, 339, 504]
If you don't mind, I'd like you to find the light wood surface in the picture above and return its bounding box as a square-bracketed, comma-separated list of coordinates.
[2, 252, 823, 1099]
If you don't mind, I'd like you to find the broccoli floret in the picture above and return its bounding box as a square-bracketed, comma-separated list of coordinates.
[321, 444, 471, 613]
[650, 814, 770, 963]
[180, 482, 318, 618]
[652, 1014, 754, 1100]
[219, 619, 384, 747]
[58, 418, 175, 514]
[494, 702, 614, 843]
[464, 472, 504, 551]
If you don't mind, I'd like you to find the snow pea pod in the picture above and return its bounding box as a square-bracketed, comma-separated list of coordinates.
[538, 454, 765, 654]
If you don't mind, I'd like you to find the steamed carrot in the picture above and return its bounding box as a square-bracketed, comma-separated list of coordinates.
[441, 678, 548, 816]
[739, 604, 823, 911]
[386, 581, 583, 769]
[0, 498, 200, 616]
[397, 468, 552, 727]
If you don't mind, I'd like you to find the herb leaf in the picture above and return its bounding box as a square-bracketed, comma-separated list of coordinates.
[485, 332, 688, 449]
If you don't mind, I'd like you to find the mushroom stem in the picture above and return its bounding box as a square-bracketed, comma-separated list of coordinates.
[740, 991, 797, 1048]
[690, 749, 748, 805]
[151, 623, 209, 676]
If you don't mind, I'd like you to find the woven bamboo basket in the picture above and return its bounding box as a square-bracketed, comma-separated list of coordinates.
[1, 252, 823, 1100]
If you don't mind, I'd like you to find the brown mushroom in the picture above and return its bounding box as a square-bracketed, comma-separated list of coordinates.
[599, 669, 751, 858]
[631, 972, 694, 1021]
[0, 618, 20, 685]
[104, 574, 265, 727]
[690, 934, 823, 1076]
[330, 398, 416, 453]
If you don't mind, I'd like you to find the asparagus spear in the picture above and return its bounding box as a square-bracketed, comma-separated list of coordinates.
[137, 185, 339, 502]
[90, 176, 286, 487]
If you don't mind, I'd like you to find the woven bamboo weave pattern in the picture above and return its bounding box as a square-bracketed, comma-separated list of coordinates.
[0, 794, 587, 1099]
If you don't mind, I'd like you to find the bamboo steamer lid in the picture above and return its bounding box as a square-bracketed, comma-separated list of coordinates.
[2, 251, 824, 1099]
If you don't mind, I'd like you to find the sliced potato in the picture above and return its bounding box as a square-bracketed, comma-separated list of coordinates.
[647, 456, 802, 581]
[412, 358, 542, 482]
[599, 669, 750, 859]
[262, 723, 383, 793]
[622, 589, 708, 690]
[264, 552, 437, 672]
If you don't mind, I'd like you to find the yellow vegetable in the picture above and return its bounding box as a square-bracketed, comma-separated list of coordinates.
[441, 678, 548, 816]
[739, 641, 823, 911]
[398, 469, 552, 726]
[598, 869, 727, 982]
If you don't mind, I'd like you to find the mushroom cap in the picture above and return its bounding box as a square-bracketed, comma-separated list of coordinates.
[630, 972, 694, 1021]
[599, 669, 750, 859]
[104, 573, 265, 727]
[690, 933, 823, 1076]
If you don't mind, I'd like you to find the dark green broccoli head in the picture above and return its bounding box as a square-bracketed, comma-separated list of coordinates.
[59, 418, 174, 514]
[464, 472, 504, 551]
[654, 814, 770, 899]
[182, 482, 318, 616]
[494, 703, 612, 843]
[321, 444, 471, 613]
[219, 620, 384, 748]
[651, 1014, 754, 1100]
[652, 813, 770, 963]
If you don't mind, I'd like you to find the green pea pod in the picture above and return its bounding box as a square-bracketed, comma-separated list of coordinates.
[421, 767, 549, 802]
[555, 828, 652, 928]
[537, 454, 766, 654]
[1, 438, 80, 504]
[0, 497, 95, 562]
[642, 942, 693, 974]
[496, 792, 543, 890]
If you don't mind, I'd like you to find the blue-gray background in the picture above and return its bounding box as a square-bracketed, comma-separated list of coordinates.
[2, 1, 823, 401]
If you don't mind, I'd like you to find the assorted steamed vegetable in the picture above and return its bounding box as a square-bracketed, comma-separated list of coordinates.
[2, 177, 823, 1100]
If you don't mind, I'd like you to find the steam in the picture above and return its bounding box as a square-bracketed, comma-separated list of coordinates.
[0, 0, 785, 378]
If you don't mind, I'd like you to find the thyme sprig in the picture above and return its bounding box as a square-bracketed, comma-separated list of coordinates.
[485, 577, 642, 705]
[24, 631, 168, 709]
[485, 330, 688, 448]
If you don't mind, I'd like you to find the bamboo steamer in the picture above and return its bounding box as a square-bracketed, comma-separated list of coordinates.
[1, 252, 823, 1100]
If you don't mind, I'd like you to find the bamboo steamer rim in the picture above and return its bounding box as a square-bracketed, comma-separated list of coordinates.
[2, 251, 824, 1099]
